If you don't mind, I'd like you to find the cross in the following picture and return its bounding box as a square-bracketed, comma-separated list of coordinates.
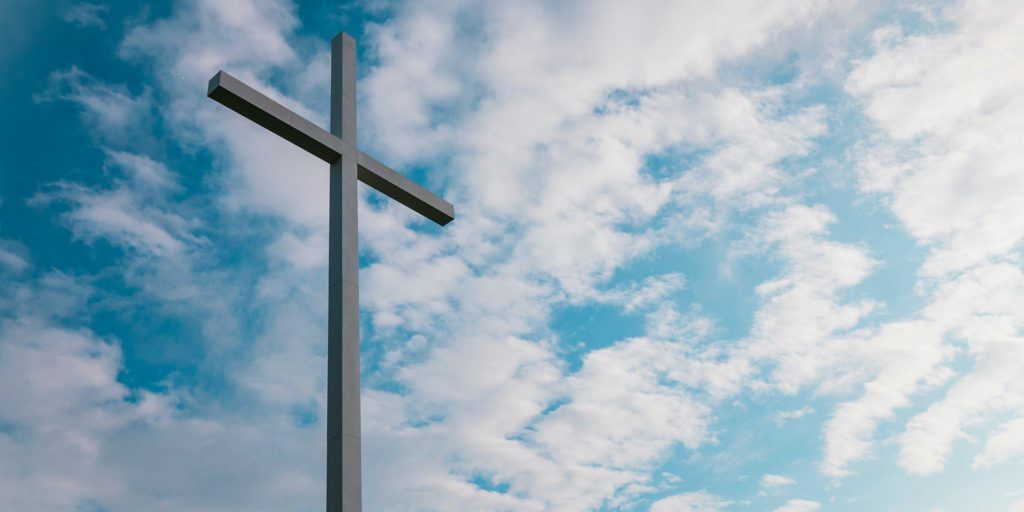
[206, 32, 454, 512]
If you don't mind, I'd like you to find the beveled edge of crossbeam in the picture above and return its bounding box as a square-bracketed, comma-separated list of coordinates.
[207, 70, 354, 163]
[357, 153, 455, 226]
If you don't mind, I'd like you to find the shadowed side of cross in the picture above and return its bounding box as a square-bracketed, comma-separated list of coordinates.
[206, 32, 453, 512]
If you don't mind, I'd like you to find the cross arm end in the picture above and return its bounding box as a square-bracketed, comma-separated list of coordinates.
[207, 70, 225, 97]
[357, 153, 455, 226]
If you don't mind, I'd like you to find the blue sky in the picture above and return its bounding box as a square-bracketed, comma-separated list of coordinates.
[1, 1, 1023, 511]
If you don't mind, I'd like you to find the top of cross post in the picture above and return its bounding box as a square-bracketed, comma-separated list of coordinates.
[333, 31, 356, 49]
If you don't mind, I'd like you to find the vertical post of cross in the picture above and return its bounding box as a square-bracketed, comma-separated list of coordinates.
[327, 32, 361, 512]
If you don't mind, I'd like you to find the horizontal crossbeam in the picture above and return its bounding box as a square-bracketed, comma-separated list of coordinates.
[208, 71, 352, 162]
[208, 70, 454, 226]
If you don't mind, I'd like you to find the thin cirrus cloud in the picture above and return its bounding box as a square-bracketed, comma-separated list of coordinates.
[1, 0, 1023, 511]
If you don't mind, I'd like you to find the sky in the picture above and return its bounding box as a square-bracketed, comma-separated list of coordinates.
[0, 0, 1023, 511]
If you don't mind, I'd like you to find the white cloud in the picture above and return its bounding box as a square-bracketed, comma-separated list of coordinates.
[0, 224, 324, 512]
[266, 230, 327, 269]
[35, 66, 153, 146]
[738, 204, 878, 394]
[897, 264, 1024, 474]
[32, 151, 200, 258]
[821, 320, 954, 477]
[49, 184, 188, 255]
[761, 474, 797, 487]
[974, 416, 1024, 469]
[651, 491, 731, 512]
[0, 317, 132, 511]
[526, 338, 711, 503]
[606, 273, 687, 314]
[0, 308, 324, 512]
[120, 0, 324, 229]
[775, 499, 821, 512]
[61, 2, 110, 29]
[103, 149, 181, 192]
[774, 407, 813, 426]
[0, 273, 167, 511]
[0, 239, 30, 273]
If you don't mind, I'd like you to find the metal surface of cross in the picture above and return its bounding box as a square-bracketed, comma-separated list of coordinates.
[206, 32, 454, 512]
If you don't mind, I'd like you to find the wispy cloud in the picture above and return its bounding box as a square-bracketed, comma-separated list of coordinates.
[651, 491, 731, 512]
[761, 474, 797, 487]
[774, 407, 813, 426]
[61, 2, 110, 29]
[35, 66, 153, 147]
[775, 499, 821, 512]
[30, 150, 198, 258]
[0, 239, 30, 273]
